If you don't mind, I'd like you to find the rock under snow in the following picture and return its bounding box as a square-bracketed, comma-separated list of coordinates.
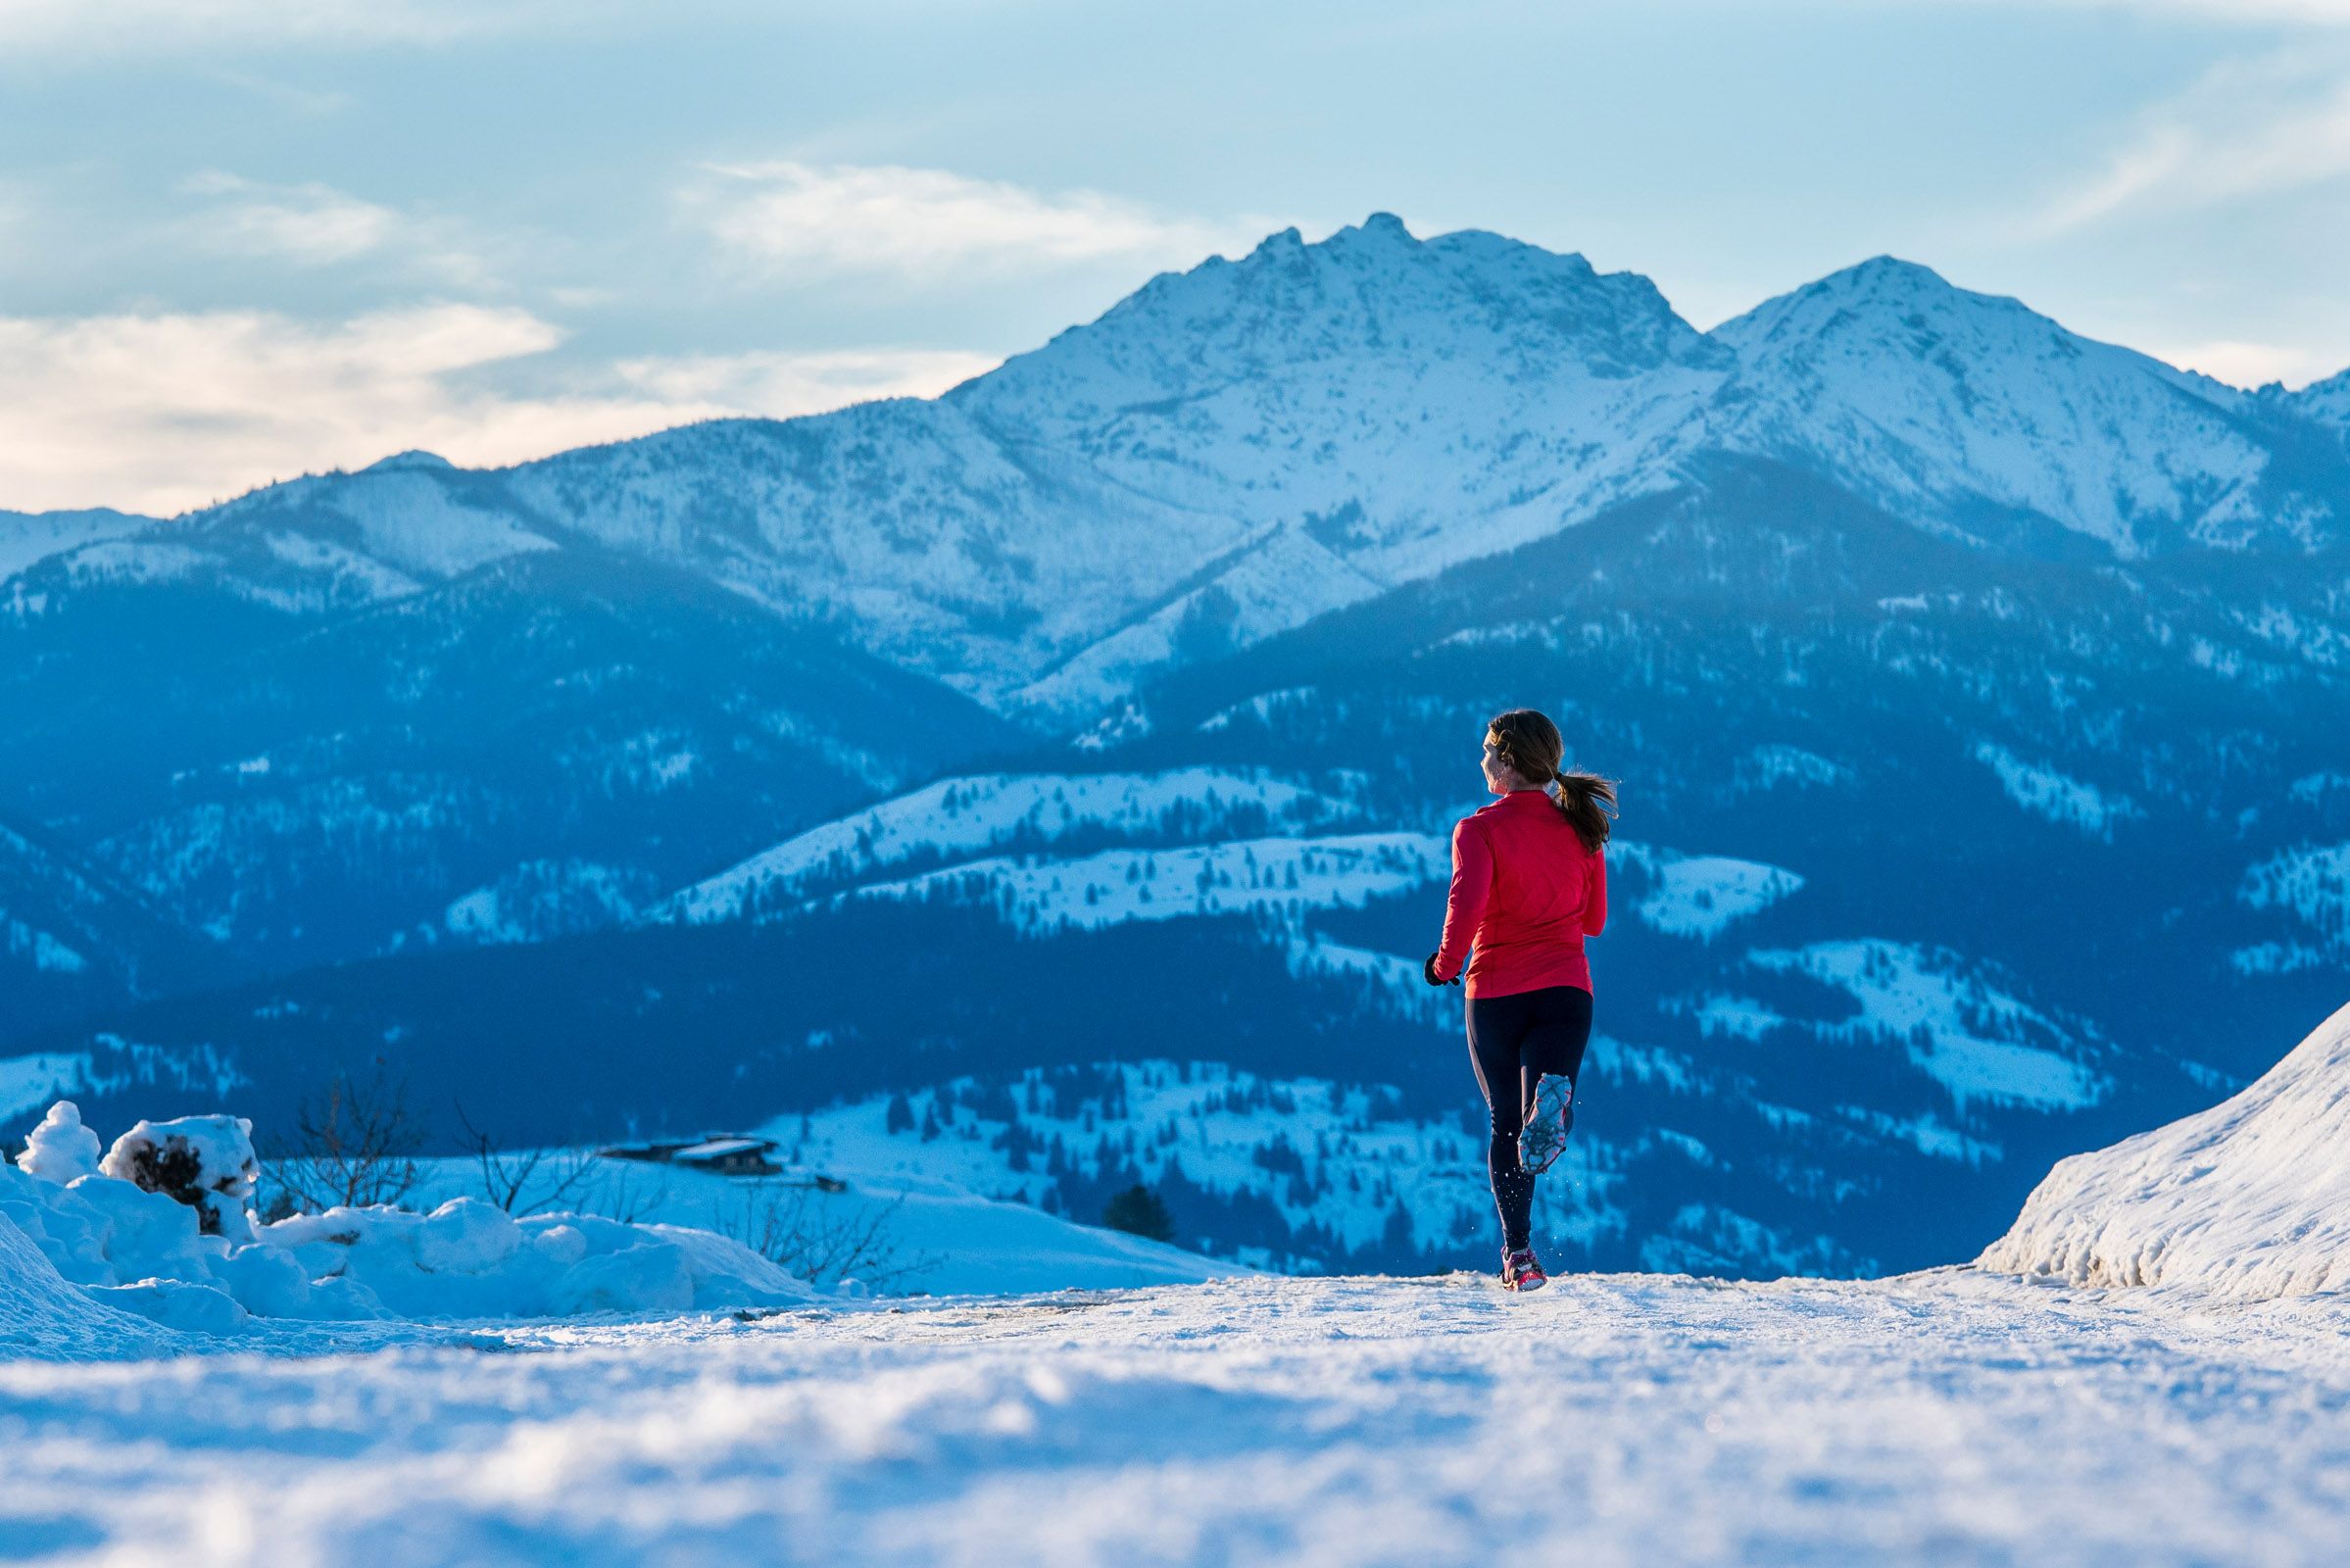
[100, 1114, 258, 1241]
[19, 1099, 102, 1183]
[1981, 1000, 2350, 1298]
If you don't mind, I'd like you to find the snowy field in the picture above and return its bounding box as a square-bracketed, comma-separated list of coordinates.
[5, 1270, 2348, 1566]
[7, 1002, 2349, 1566]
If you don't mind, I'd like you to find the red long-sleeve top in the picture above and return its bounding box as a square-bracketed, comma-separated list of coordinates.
[1433, 788, 1607, 998]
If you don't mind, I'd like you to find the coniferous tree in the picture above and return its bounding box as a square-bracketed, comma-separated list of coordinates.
[1102, 1183, 1176, 1244]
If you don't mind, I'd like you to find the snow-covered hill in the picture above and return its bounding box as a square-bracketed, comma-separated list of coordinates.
[3, 216, 2347, 1281]
[1982, 1000, 2350, 1298]
[0, 507, 154, 581]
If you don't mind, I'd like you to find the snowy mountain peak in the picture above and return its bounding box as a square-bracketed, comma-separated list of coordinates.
[1808, 253, 1957, 297]
[956, 216, 1720, 445]
[361, 451, 456, 474]
[1705, 256, 2286, 556]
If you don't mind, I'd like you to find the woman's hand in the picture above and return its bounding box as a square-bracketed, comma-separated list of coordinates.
[1423, 953, 1457, 988]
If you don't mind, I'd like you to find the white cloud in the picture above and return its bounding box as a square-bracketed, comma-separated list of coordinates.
[0, 0, 601, 50]
[615, 346, 1000, 411]
[691, 161, 1242, 281]
[1941, 0, 2350, 22]
[0, 304, 997, 515]
[2145, 338, 2338, 388]
[171, 172, 503, 285]
[2026, 52, 2350, 233]
[178, 172, 399, 265]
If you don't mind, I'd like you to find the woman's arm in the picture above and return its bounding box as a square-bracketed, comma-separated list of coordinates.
[1582, 846, 1607, 937]
[1433, 819, 1493, 981]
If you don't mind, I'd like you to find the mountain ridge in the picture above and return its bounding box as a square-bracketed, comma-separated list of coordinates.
[10, 217, 2344, 723]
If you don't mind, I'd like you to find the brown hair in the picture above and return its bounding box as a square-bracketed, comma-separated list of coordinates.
[1487, 709, 1616, 854]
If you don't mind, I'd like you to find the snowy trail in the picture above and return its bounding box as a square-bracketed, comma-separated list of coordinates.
[6, 1271, 2349, 1566]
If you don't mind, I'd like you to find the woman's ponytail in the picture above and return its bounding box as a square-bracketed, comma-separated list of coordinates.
[1487, 709, 1616, 853]
[1551, 770, 1617, 854]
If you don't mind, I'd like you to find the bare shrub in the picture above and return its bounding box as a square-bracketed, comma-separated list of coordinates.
[261, 1066, 423, 1217]
[454, 1102, 607, 1217]
[713, 1181, 928, 1292]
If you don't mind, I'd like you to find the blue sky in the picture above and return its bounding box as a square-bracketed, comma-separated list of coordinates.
[4, 0, 2349, 513]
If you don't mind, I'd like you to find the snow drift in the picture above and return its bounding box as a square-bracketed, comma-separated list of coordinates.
[1982, 1000, 2350, 1298]
[1, 1099, 813, 1351]
[0, 1207, 183, 1361]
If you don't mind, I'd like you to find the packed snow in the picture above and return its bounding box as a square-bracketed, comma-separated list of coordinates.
[3, 1270, 2348, 1565]
[10, 998, 2350, 1562]
[1983, 1000, 2350, 1298]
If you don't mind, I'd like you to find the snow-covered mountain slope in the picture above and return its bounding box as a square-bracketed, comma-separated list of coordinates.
[0, 507, 155, 581]
[0, 818, 197, 1039]
[955, 216, 1726, 585]
[2290, 368, 2350, 430]
[493, 218, 1735, 711]
[1982, 1000, 2350, 1298]
[6, 220, 2349, 1282]
[1705, 259, 2297, 556]
[1, 546, 1020, 971]
[18, 219, 2336, 729]
[657, 767, 1371, 924]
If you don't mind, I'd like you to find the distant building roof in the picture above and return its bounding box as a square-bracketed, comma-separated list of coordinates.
[672, 1138, 774, 1161]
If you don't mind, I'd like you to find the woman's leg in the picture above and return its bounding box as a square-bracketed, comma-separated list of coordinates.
[1519, 986, 1594, 1126]
[1466, 993, 1537, 1252]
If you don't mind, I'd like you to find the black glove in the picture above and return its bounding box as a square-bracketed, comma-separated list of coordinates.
[1423, 953, 1455, 988]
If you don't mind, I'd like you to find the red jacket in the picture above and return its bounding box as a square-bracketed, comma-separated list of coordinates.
[1433, 788, 1607, 998]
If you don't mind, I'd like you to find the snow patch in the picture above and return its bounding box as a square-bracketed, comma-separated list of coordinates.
[2239, 842, 2350, 952]
[1616, 847, 1804, 941]
[1747, 941, 2103, 1111]
[1972, 742, 2140, 839]
[661, 768, 1357, 924]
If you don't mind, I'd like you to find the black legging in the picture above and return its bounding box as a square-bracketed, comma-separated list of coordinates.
[1466, 984, 1592, 1251]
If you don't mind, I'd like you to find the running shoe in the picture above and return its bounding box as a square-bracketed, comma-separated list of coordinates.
[1501, 1247, 1547, 1292]
[1519, 1074, 1576, 1174]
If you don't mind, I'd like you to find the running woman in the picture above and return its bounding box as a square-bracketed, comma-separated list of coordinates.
[1424, 709, 1614, 1292]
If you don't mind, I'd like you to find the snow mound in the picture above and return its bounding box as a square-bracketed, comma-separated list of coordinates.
[1981, 1001, 2350, 1298]
[0, 1202, 183, 1361]
[1, 1101, 817, 1352]
[266, 1200, 811, 1319]
[19, 1100, 102, 1183]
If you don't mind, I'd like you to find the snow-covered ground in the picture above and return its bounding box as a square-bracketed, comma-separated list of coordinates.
[4, 1270, 2348, 1566]
[399, 1155, 1247, 1297]
[10, 1003, 2350, 1564]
